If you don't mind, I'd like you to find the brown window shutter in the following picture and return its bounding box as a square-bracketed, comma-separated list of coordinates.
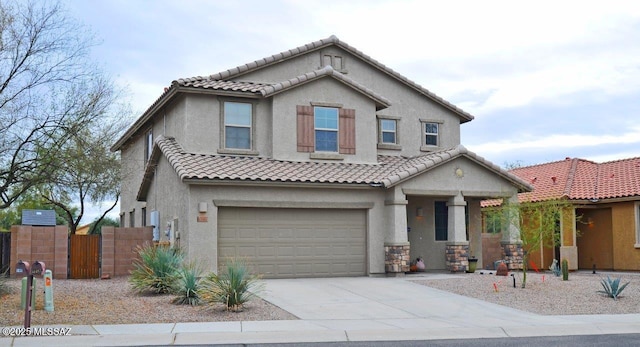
[339, 108, 356, 154]
[296, 105, 314, 152]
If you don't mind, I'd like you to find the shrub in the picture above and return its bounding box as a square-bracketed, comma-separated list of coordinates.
[129, 244, 184, 294]
[171, 261, 202, 306]
[199, 259, 262, 312]
[0, 269, 14, 296]
[598, 276, 630, 300]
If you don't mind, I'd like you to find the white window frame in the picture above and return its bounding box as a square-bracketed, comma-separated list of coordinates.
[380, 119, 397, 144]
[314, 106, 339, 152]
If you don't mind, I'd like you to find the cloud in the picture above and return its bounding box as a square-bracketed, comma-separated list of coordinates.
[469, 126, 640, 155]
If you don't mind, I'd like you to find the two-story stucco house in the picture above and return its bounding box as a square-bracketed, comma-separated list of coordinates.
[112, 35, 532, 277]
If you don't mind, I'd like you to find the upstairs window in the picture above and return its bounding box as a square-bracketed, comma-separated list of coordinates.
[380, 119, 397, 144]
[144, 129, 153, 162]
[424, 122, 438, 146]
[224, 102, 252, 149]
[297, 105, 355, 155]
[314, 107, 339, 152]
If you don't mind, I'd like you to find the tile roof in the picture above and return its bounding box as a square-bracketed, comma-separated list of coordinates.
[112, 35, 473, 152]
[176, 66, 392, 109]
[185, 35, 473, 122]
[507, 157, 640, 202]
[137, 136, 532, 200]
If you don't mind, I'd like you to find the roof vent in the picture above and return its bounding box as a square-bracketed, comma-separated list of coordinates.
[551, 176, 557, 184]
[531, 177, 537, 183]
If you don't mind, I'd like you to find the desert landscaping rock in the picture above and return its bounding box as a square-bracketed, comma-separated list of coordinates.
[1, 271, 639, 326]
[0, 277, 296, 326]
[414, 271, 640, 315]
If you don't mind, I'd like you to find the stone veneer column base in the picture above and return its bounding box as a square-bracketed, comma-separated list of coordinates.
[445, 242, 469, 273]
[384, 243, 410, 274]
[501, 242, 523, 270]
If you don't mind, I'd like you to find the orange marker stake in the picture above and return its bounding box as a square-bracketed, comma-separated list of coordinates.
[493, 282, 499, 292]
[542, 275, 545, 283]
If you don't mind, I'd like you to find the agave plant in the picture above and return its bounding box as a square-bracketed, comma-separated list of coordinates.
[129, 244, 184, 294]
[597, 276, 630, 300]
[199, 259, 262, 312]
[171, 261, 203, 306]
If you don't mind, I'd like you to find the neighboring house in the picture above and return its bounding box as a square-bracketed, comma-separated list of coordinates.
[488, 156, 640, 271]
[111, 35, 532, 278]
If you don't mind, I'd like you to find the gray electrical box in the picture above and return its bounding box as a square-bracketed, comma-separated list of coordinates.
[21, 210, 56, 226]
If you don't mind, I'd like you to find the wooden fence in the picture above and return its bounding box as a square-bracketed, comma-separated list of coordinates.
[69, 234, 101, 279]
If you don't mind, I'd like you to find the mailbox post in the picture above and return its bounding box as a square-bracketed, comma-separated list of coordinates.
[15, 260, 32, 328]
[15, 260, 46, 328]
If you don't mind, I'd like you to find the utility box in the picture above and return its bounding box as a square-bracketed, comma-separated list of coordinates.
[43, 270, 54, 312]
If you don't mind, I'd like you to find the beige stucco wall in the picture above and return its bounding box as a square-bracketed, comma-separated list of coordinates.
[182, 184, 388, 275]
[240, 46, 463, 157]
[402, 157, 519, 270]
[271, 78, 378, 163]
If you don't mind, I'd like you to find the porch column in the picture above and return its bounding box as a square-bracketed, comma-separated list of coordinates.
[501, 194, 523, 270]
[560, 207, 578, 270]
[445, 192, 469, 272]
[384, 187, 410, 276]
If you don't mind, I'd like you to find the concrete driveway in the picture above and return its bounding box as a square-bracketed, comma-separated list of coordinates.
[258, 275, 607, 331]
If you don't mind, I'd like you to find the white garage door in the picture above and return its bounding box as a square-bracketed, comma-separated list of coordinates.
[218, 207, 366, 278]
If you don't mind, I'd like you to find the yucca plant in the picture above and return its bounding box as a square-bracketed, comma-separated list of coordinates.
[598, 276, 630, 300]
[171, 261, 203, 306]
[129, 244, 184, 294]
[199, 259, 262, 312]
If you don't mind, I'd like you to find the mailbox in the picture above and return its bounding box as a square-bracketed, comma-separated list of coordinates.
[15, 260, 30, 275]
[31, 261, 45, 276]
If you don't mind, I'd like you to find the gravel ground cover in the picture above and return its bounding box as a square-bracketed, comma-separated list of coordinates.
[0, 276, 296, 326]
[413, 270, 640, 315]
[2, 271, 639, 326]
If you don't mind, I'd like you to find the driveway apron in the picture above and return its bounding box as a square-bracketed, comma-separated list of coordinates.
[259, 276, 572, 329]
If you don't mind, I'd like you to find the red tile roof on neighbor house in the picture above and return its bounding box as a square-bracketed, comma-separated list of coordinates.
[135, 136, 532, 201]
[508, 156, 640, 202]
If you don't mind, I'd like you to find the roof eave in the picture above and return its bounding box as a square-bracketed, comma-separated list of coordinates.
[182, 178, 378, 189]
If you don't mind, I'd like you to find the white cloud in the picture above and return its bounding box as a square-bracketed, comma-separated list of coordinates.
[469, 126, 640, 155]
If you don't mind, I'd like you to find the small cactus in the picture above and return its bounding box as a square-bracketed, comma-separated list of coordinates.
[561, 258, 569, 281]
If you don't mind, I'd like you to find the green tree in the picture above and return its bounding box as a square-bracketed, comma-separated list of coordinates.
[39, 116, 127, 234]
[0, 190, 73, 230]
[88, 216, 119, 235]
[0, 1, 117, 209]
[485, 199, 573, 288]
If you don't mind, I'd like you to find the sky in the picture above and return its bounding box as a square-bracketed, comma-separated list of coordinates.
[62, 0, 640, 221]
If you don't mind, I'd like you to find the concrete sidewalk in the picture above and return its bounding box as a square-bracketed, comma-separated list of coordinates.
[2, 275, 640, 346]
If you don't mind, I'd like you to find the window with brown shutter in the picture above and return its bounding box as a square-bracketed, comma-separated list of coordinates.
[339, 108, 356, 154]
[296, 105, 314, 152]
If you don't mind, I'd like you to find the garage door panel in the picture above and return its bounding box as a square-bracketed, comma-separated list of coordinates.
[218, 208, 366, 278]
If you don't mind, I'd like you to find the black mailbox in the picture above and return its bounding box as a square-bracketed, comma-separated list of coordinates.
[16, 260, 30, 275]
[31, 261, 45, 276]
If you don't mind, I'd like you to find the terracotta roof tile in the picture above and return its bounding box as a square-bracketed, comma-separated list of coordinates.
[507, 156, 640, 202]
